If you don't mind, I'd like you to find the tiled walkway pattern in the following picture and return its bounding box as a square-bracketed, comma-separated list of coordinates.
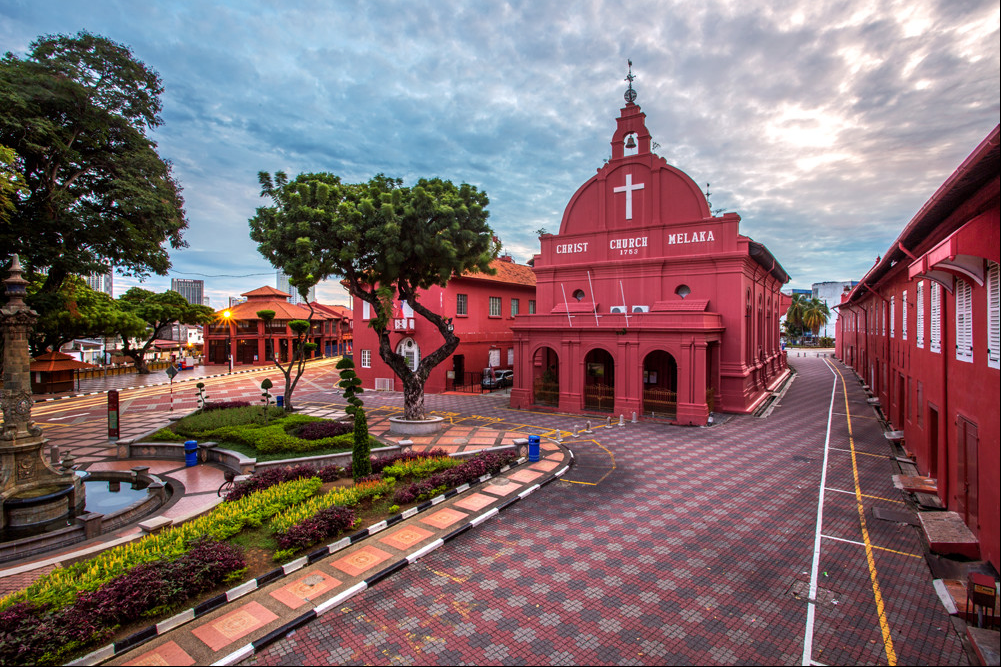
[245, 357, 967, 666]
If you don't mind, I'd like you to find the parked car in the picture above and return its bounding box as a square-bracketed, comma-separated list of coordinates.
[482, 368, 514, 390]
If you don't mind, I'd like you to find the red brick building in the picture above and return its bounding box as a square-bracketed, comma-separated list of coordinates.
[510, 95, 789, 425]
[203, 286, 348, 366]
[352, 257, 536, 393]
[836, 125, 1000, 570]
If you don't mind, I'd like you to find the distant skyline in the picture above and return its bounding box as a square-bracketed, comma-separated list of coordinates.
[2, 0, 998, 308]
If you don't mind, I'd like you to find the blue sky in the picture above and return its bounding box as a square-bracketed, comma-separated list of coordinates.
[2, 0, 998, 307]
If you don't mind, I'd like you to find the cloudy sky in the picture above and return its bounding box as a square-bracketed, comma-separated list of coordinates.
[2, 0, 998, 308]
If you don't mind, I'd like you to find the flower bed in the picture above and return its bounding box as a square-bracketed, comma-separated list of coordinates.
[0, 538, 245, 666]
[393, 450, 518, 504]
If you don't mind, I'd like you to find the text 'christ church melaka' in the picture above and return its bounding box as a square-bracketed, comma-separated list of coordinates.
[510, 79, 790, 425]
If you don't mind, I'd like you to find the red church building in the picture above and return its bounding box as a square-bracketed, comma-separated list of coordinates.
[510, 87, 790, 425]
[352, 257, 536, 393]
[836, 125, 999, 570]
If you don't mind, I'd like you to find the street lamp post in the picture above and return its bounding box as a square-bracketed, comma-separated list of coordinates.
[223, 310, 233, 374]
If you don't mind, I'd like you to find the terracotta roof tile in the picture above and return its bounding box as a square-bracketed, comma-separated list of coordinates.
[461, 259, 536, 286]
[31, 350, 95, 371]
[242, 285, 291, 298]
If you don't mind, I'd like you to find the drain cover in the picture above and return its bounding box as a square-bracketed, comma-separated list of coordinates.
[301, 574, 325, 587]
[788, 580, 840, 606]
[872, 507, 919, 526]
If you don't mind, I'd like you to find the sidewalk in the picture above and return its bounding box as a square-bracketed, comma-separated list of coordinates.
[81, 443, 572, 666]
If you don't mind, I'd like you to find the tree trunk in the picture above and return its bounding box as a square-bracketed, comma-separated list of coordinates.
[402, 375, 426, 420]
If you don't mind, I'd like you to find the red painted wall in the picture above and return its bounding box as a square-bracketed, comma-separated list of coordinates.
[352, 261, 536, 394]
[837, 126, 1000, 570]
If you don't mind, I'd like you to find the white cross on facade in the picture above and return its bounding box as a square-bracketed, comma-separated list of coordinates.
[613, 173, 645, 220]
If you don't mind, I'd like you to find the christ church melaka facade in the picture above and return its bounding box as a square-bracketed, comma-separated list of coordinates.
[510, 96, 790, 425]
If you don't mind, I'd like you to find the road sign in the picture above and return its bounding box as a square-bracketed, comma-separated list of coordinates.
[165, 364, 179, 379]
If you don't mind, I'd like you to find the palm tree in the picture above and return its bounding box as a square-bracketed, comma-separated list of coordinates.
[785, 294, 809, 332]
[803, 298, 831, 337]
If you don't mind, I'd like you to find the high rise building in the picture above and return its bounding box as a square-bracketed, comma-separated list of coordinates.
[171, 278, 205, 306]
[276, 270, 316, 305]
[86, 270, 114, 296]
[228, 296, 247, 308]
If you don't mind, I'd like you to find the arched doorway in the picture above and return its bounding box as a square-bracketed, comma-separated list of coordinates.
[397, 337, 420, 371]
[583, 348, 615, 412]
[642, 350, 677, 418]
[532, 346, 559, 406]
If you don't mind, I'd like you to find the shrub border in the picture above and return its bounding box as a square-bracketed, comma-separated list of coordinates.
[69, 445, 572, 666]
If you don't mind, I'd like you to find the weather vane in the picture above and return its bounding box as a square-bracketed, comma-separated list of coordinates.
[624, 59, 637, 104]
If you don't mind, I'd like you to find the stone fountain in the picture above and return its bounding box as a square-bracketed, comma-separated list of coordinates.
[1, 255, 84, 531]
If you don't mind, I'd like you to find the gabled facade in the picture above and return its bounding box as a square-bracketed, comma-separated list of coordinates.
[836, 125, 1000, 570]
[510, 95, 789, 424]
[352, 257, 536, 393]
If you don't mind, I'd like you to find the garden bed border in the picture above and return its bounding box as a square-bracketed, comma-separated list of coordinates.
[68, 442, 559, 666]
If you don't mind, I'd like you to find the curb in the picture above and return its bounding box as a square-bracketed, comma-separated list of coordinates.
[68, 449, 573, 666]
[34, 368, 264, 403]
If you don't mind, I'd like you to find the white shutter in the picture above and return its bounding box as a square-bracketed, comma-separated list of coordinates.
[930, 282, 942, 354]
[989, 262, 1000, 369]
[362, 301, 371, 320]
[902, 290, 908, 341]
[890, 296, 895, 339]
[916, 281, 924, 349]
[956, 279, 973, 363]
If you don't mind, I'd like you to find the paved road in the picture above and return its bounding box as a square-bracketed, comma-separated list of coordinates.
[242, 356, 966, 666]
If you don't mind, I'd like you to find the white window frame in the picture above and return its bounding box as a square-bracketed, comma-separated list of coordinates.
[511, 298, 519, 317]
[988, 261, 1000, 369]
[362, 301, 371, 320]
[902, 290, 908, 341]
[361, 349, 371, 368]
[456, 293, 468, 316]
[489, 296, 501, 317]
[916, 281, 924, 349]
[507, 347, 514, 366]
[956, 278, 973, 363]
[529, 300, 536, 314]
[930, 282, 942, 354]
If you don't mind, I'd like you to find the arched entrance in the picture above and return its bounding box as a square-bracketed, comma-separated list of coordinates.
[397, 337, 420, 371]
[532, 346, 559, 406]
[642, 350, 677, 418]
[583, 348, 615, 412]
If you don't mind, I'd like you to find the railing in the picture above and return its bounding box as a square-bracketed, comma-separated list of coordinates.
[393, 317, 416, 332]
[533, 379, 559, 406]
[448, 371, 484, 394]
[583, 383, 614, 412]
[73, 359, 178, 380]
[642, 387, 677, 418]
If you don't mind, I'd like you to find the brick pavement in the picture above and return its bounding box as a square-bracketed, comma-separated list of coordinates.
[242, 355, 967, 666]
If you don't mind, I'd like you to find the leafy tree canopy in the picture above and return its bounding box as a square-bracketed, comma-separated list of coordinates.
[0, 144, 26, 224]
[249, 171, 497, 419]
[0, 31, 187, 294]
[116, 288, 213, 373]
[27, 275, 145, 354]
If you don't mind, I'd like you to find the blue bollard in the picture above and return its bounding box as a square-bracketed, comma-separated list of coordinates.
[276, 395, 284, 408]
[528, 435, 540, 462]
[184, 440, 198, 467]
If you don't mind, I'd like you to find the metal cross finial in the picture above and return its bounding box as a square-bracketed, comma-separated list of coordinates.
[624, 60, 637, 103]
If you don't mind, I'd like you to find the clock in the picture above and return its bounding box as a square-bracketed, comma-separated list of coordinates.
[624, 87, 637, 104]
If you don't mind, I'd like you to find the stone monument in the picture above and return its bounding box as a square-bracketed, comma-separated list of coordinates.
[1, 255, 84, 531]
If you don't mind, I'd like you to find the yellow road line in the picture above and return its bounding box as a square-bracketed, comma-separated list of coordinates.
[822, 534, 922, 559]
[825, 487, 905, 505]
[561, 479, 598, 486]
[830, 360, 897, 665]
[827, 447, 890, 459]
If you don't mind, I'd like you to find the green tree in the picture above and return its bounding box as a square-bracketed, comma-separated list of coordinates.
[0, 32, 187, 295]
[116, 288, 213, 374]
[336, 356, 370, 480]
[27, 275, 145, 355]
[249, 171, 496, 420]
[254, 307, 316, 411]
[784, 293, 809, 340]
[0, 144, 26, 225]
[803, 297, 831, 338]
